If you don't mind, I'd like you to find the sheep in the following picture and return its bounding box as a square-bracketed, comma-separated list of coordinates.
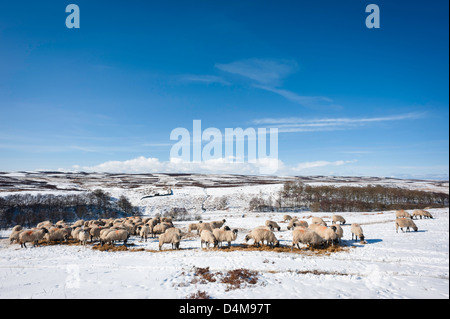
[45, 227, 69, 244]
[188, 222, 201, 233]
[164, 227, 183, 239]
[309, 224, 337, 246]
[395, 218, 418, 233]
[311, 217, 327, 226]
[151, 222, 173, 237]
[100, 229, 130, 246]
[283, 214, 293, 222]
[292, 220, 308, 229]
[212, 227, 238, 247]
[158, 232, 181, 250]
[37, 220, 53, 229]
[412, 210, 433, 220]
[265, 220, 281, 231]
[89, 226, 102, 242]
[331, 223, 344, 244]
[78, 229, 90, 246]
[287, 218, 299, 230]
[18, 228, 49, 248]
[350, 224, 365, 243]
[332, 215, 346, 225]
[245, 228, 279, 248]
[71, 227, 82, 241]
[291, 227, 324, 250]
[138, 224, 150, 242]
[9, 226, 24, 244]
[395, 210, 412, 219]
[197, 222, 213, 234]
[200, 230, 218, 249]
[72, 219, 85, 228]
[210, 219, 226, 229]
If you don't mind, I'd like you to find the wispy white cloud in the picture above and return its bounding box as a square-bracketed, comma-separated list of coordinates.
[215, 58, 298, 86]
[253, 112, 425, 133]
[177, 74, 230, 85]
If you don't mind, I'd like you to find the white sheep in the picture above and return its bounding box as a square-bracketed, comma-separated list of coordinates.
[18, 228, 49, 248]
[9, 227, 24, 244]
[309, 224, 337, 246]
[245, 228, 279, 248]
[45, 227, 69, 244]
[139, 224, 150, 242]
[210, 219, 226, 229]
[100, 229, 130, 246]
[331, 223, 344, 244]
[287, 218, 299, 230]
[291, 227, 324, 250]
[197, 221, 213, 234]
[412, 210, 433, 220]
[200, 230, 218, 249]
[265, 220, 281, 231]
[395, 218, 418, 233]
[395, 210, 412, 219]
[151, 222, 173, 237]
[78, 229, 90, 246]
[158, 232, 181, 250]
[283, 214, 293, 222]
[350, 223, 365, 243]
[212, 227, 238, 247]
[311, 217, 327, 226]
[332, 215, 346, 225]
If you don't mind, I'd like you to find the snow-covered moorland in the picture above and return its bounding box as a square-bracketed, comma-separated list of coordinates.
[0, 173, 448, 299]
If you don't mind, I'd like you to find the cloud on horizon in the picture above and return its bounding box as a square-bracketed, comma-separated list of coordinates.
[68, 156, 357, 176]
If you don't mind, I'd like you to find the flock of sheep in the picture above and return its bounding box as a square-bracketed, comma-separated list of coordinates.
[7, 208, 433, 251]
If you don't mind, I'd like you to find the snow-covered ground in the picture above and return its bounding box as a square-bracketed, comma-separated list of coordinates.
[0, 207, 448, 299]
[0, 174, 448, 299]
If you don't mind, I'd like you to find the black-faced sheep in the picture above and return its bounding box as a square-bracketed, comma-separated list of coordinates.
[311, 217, 327, 226]
[100, 229, 130, 246]
[291, 227, 324, 250]
[158, 232, 181, 250]
[265, 220, 281, 232]
[213, 227, 238, 247]
[309, 224, 337, 246]
[245, 228, 279, 248]
[200, 230, 218, 248]
[395, 218, 418, 233]
[18, 228, 49, 248]
[332, 215, 346, 225]
[350, 223, 365, 243]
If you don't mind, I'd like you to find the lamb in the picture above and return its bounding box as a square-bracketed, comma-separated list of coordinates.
[210, 219, 226, 229]
[265, 220, 281, 231]
[350, 224, 365, 243]
[332, 215, 346, 225]
[311, 217, 327, 226]
[212, 227, 238, 247]
[200, 230, 218, 249]
[18, 228, 49, 248]
[245, 228, 279, 248]
[45, 227, 69, 244]
[291, 227, 324, 250]
[158, 232, 181, 250]
[100, 229, 130, 246]
[395, 218, 418, 233]
[308, 224, 337, 246]
[395, 210, 412, 219]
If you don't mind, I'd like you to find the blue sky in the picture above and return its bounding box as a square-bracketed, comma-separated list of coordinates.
[0, 0, 448, 178]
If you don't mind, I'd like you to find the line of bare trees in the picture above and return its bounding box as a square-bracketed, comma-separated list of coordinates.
[249, 181, 449, 212]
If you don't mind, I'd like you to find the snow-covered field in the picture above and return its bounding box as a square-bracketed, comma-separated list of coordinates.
[0, 174, 448, 299]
